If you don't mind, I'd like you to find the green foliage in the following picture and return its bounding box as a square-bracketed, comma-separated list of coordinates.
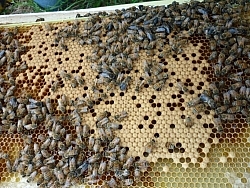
[1, 0, 158, 14]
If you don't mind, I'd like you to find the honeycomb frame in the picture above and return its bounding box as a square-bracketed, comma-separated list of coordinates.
[0, 1, 249, 188]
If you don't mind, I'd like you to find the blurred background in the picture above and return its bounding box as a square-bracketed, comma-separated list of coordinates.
[0, 0, 157, 14]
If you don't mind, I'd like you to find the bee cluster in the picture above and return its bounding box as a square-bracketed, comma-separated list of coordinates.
[0, 0, 250, 187]
[0, 109, 149, 187]
[53, 0, 250, 131]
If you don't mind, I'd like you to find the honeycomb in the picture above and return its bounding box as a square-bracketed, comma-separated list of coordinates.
[0, 1, 250, 188]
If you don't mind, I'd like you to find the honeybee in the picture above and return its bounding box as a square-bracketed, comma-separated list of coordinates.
[82, 124, 90, 138]
[215, 105, 229, 114]
[76, 152, 85, 167]
[60, 70, 71, 81]
[109, 137, 120, 149]
[98, 161, 107, 175]
[88, 136, 95, 150]
[41, 137, 51, 150]
[153, 79, 166, 91]
[184, 116, 194, 128]
[217, 52, 226, 64]
[119, 76, 131, 91]
[87, 153, 102, 164]
[114, 111, 128, 122]
[51, 81, 60, 93]
[187, 97, 200, 107]
[75, 75, 85, 86]
[200, 93, 216, 109]
[107, 178, 118, 188]
[123, 178, 134, 186]
[176, 80, 188, 92]
[75, 137, 86, 149]
[208, 51, 218, 60]
[143, 139, 156, 157]
[220, 113, 235, 122]
[23, 123, 37, 130]
[71, 77, 78, 88]
[6, 160, 12, 173]
[232, 100, 248, 107]
[57, 99, 65, 113]
[230, 82, 243, 90]
[227, 106, 241, 114]
[135, 79, 144, 93]
[96, 117, 109, 128]
[192, 103, 206, 114]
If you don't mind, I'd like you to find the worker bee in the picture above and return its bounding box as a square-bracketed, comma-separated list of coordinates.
[241, 108, 250, 117]
[57, 99, 66, 113]
[75, 136, 86, 149]
[123, 178, 133, 186]
[60, 70, 71, 81]
[215, 105, 229, 114]
[87, 153, 102, 164]
[217, 52, 226, 64]
[220, 113, 235, 122]
[119, 76, 131, 91]
[223, 92, 231, 105]
[245, 79, 250, 87]
[96, 117, 109, 128]
[109, 137, 120, 149]
[208, 51, 218, 60]
[45, 98, 54, 114]
[228, 89, 240, 100]
[227, 106, 241, 114]
[230, 82, 243, 90]
[87, 136, 95, 151]
[143, 139, 156, 157]
[176, 80, 188, 92]
[41, 137, 51, 150]
[232, 100, 248, 107]
[51, 80, 60, 92]
[75, 75, 85, 86]
[220, 65, 232, 76]
[98, 161, 107, 175]
[237, 36, 248, 48]
[184, 116, 194, 128]
[135, 79, 144, 93]
[200, 93, 216, 109]
[213, 63, 222, 77]
[82, 124, 90, 138]
[187, 97, 200, 107]
[153, 79, 166, 91]
[71, 77, 78, 88]
[228, 72, 243, 82]
[0, 152, 9, 159]
[114, 111, 128, 122]
[224, 54, 236, 65]
[192, 103, 206, 114]
[23, 123, 37, 130]
[107, 178, 118, 188]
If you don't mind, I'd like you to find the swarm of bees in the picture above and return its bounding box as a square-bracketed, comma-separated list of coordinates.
[0, 0, 250, 187]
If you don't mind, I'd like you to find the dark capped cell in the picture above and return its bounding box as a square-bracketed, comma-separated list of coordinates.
[170, 124, 175, 128]
[149, 124, 154, 129]
[154, 133, 159, 138]
[138, 124, 143, 129]
[151, 95, 156, 99]
[144, 116, 149, 120]
[136, 104, 141, 108]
